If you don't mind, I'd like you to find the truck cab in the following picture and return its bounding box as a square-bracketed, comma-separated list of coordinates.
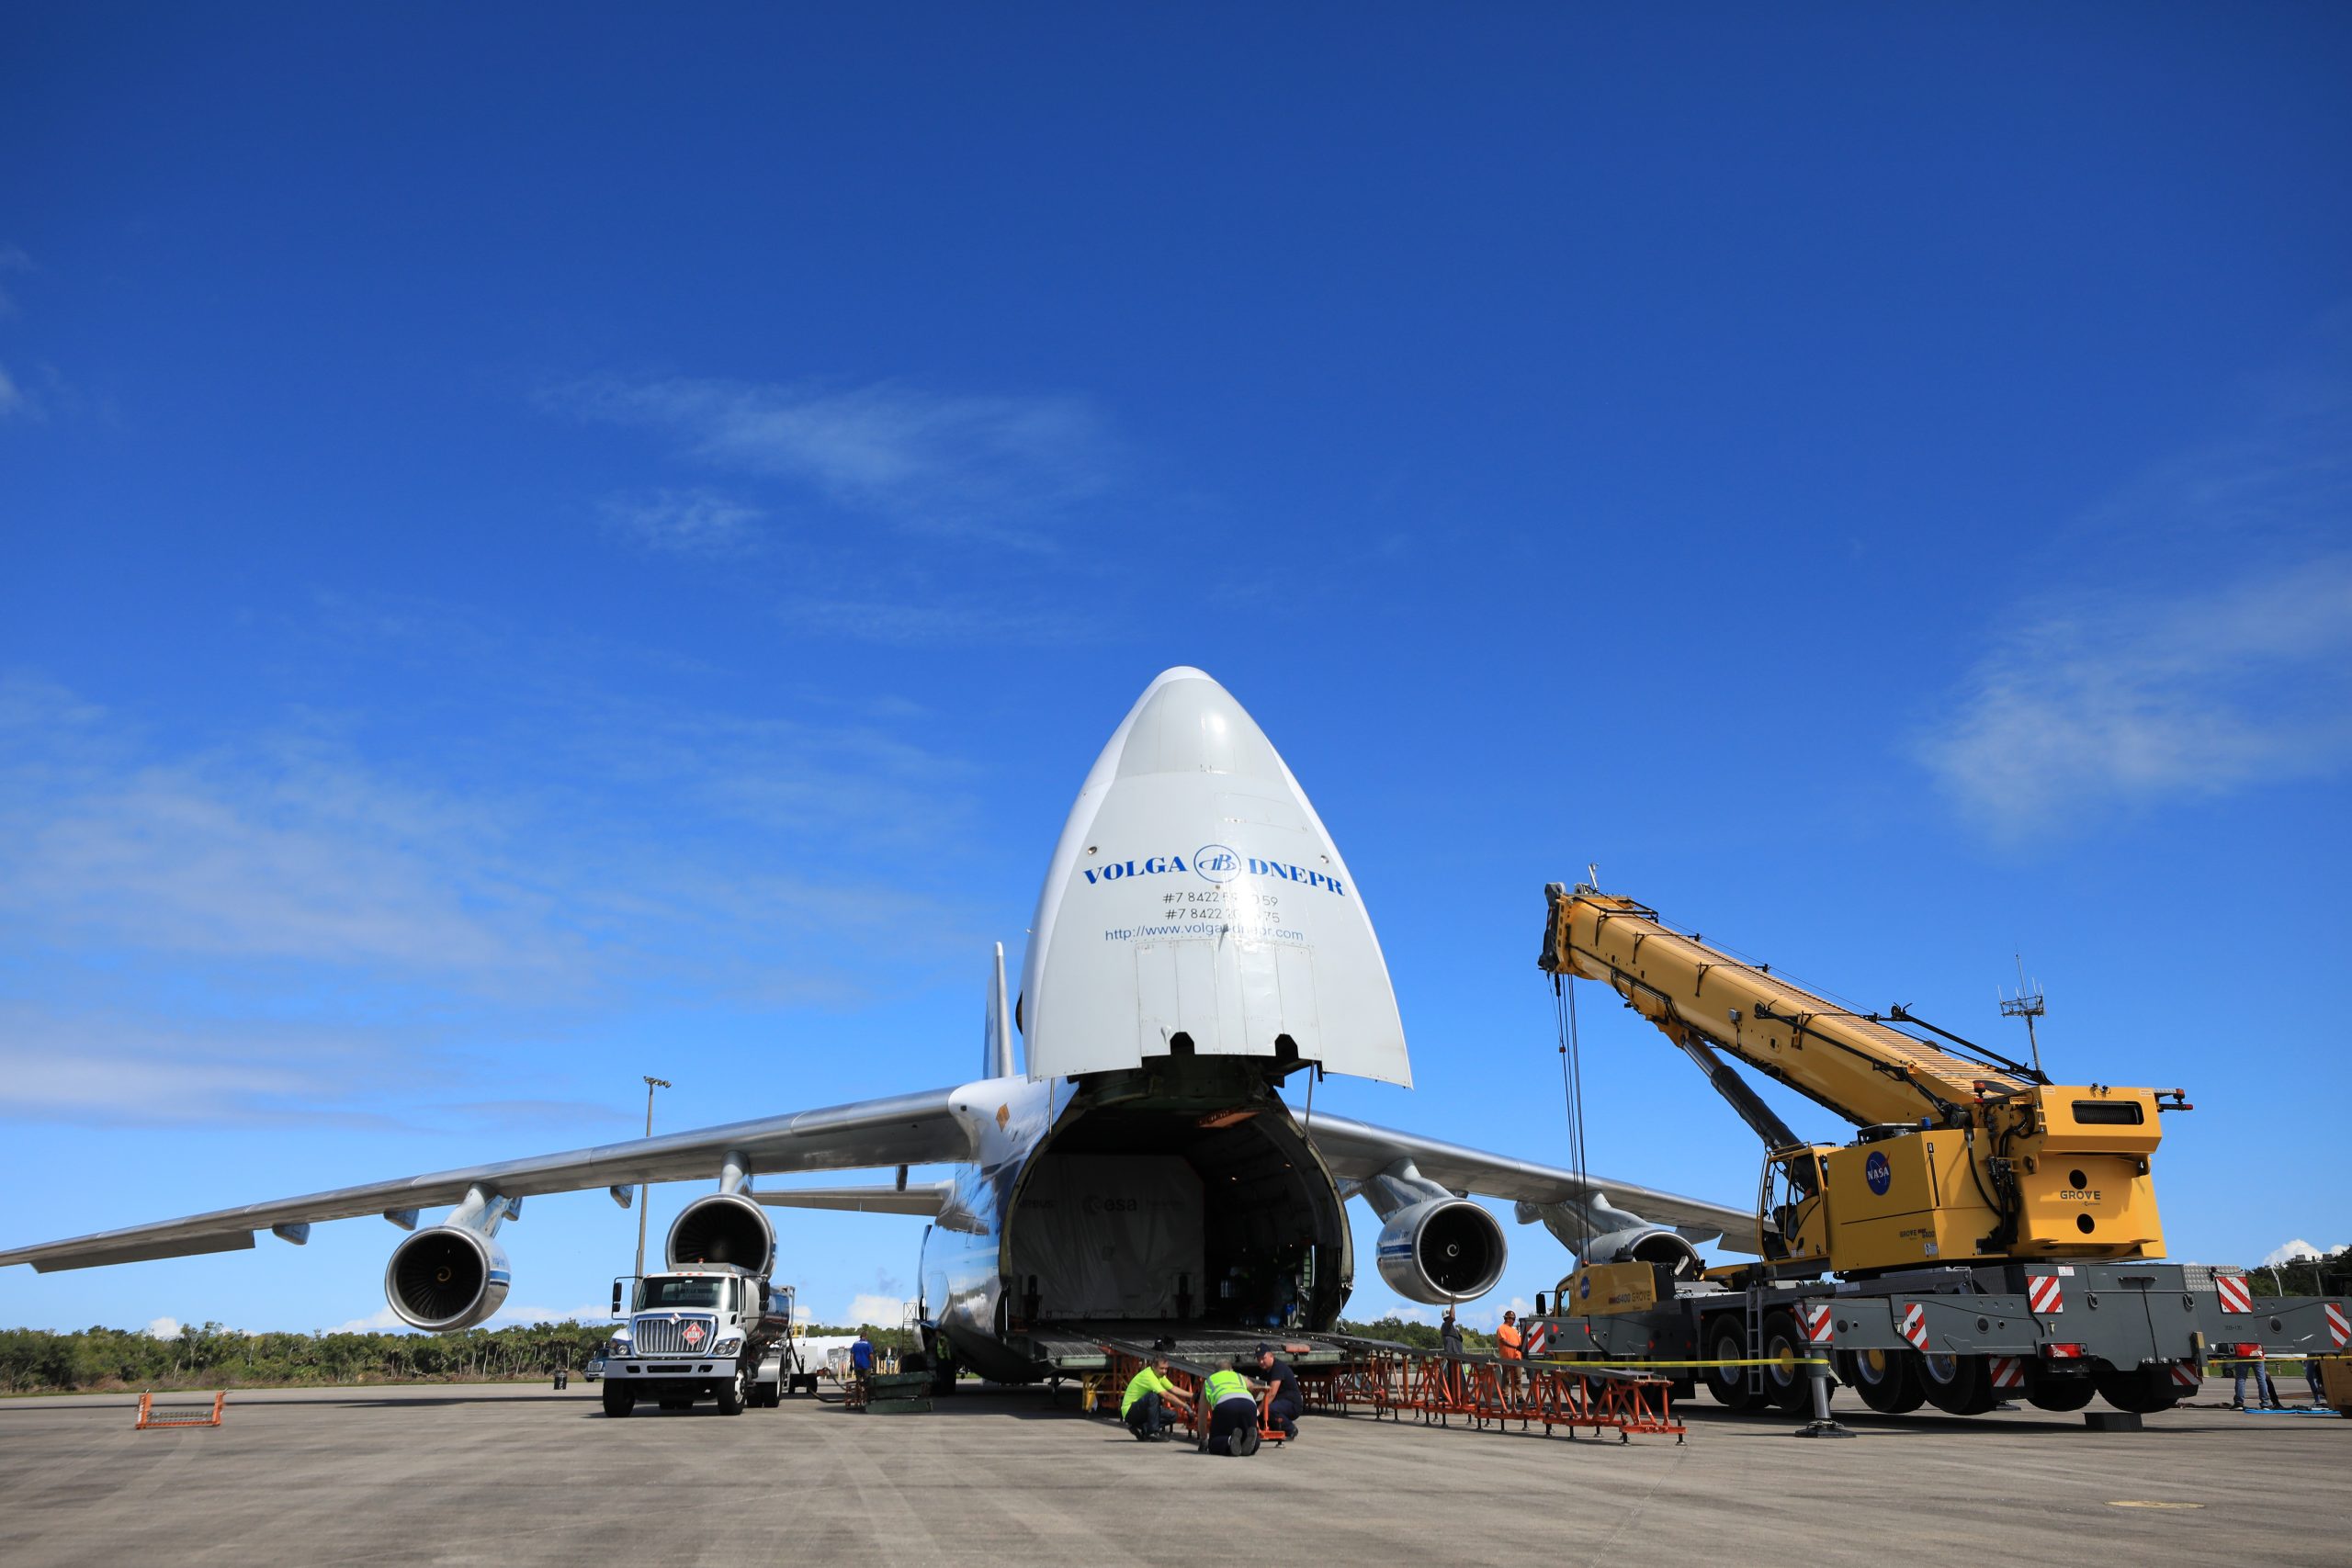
[601, 1267, 797, 1416]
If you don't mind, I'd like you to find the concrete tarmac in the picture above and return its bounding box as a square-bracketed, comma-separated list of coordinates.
[0, 1382, 2342, 1567]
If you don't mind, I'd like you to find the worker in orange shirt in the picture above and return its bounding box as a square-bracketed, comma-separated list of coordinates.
[1496, 1309, 1525, 1407]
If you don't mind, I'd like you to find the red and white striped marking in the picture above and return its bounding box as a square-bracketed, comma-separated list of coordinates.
[1525, 1324, 1551, 1356]
[1899, 1303, 1929, 1351]
[2028, 1275, 2064, 1314]
[2168, 1363, 2202, 1390]
[1803, 1304, 1835, 1345]
[1989, 1356, 2025, 1390]
[2216, 1274, 2254, 1314]
[2324, 1303, 2349, 1348]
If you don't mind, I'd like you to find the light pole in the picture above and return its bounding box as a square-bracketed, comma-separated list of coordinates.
[633, 1076, 672, 1284]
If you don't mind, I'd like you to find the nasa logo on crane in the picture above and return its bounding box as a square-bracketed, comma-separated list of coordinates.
[1865, 1151, 1893, 1196]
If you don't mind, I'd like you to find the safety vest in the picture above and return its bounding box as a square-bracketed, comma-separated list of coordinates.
[1204, 1368, 1253, 1404]
[1121, 1367, 1172, 1417]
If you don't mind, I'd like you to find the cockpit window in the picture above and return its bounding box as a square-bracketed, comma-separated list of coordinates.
[635, 1278, 721, 1310]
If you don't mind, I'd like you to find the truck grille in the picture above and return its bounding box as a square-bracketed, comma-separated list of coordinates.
[633, 1314, 718, 1356]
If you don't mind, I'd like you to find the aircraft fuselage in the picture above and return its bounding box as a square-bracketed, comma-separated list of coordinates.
[919, 1057, 1351, 1382]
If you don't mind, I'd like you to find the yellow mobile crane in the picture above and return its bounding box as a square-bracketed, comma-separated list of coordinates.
[1539, 886, 2178, 1276]
[1526, 882, 2349, 1420]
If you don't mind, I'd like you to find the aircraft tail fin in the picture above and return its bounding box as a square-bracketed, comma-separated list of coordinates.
[986, 942, 1015, 1079]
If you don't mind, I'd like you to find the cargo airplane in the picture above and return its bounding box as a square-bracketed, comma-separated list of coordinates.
[2, 669, 1754, 1382]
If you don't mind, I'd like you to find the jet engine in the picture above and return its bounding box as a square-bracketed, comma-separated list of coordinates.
[666, 1191, 775, 1274]
[1374, 1198, 1507, 1304]
[1577, 1224, 1703, 1280]
[384, 1225, 511, 1332]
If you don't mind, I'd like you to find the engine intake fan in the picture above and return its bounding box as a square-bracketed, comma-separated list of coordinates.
[384, 1225, 510, 1332]
[666, 1192, 775, 1274]
[1577, 1224, 1703, 1279]
[1375, 1197, 1507, 1304]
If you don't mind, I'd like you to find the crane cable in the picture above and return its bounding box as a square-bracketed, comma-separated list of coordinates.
[1553, 972, 1592, 1258]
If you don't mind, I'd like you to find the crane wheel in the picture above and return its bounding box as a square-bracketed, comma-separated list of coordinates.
[2093, 1364, 2182, 1416]
[1702, 1318, 1754, 1412]
[2024, 1370, 2096, 1412]
[1920, 1352, 1999, 1416]
[1758, 1311, 1814, 1416]
[1839, 1348, 1924, 1414]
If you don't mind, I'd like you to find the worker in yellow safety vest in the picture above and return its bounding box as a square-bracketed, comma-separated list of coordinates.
[1120, 1353, 1192, 1441]
[1201, 1363, 1266, 1456]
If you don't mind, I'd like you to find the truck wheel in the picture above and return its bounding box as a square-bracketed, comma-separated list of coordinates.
[2024, 1370, 2096, 1412]
[1702, 1317, 1754, 1411]
[1919, 1353, 1998, 1416]
[2093, 1364, 2181, 1415]
[716, 1365, 749, 1416]
[1758, 1311, 1813, 1416]
[1839, 1348, 1924, 1414]
[601, 1383, 635, 1418]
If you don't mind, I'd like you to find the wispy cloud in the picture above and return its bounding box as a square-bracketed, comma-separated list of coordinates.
[599, 489, 769, 557]
[0, 661, 977, 990]
[330, 1306, 406, 1334]
[0, 246, 45, 421]
[483, 1302, 610, 1329]
[0, 682, 571, 980]
[1917, 377, 2352, 837]
[0, 244, 28, 317]
[545, 374, 1120, 547]
[775, 594, 1102, 648]
[843, 1292, 912, 1327]
[2261, 1238, 2342, 1266]
[0, 1004, 408, 1127]
[1916, 558, 2352, 833]
[0, 648, 994, 1128]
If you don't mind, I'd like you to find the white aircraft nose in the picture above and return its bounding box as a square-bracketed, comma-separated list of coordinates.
[1016, 668, 1411, 1087]
[1109, 668, 1284, 783]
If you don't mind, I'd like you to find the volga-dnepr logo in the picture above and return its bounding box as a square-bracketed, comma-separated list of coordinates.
[1193, 844, 1240, 883]
[1077, 845, 1347, 897]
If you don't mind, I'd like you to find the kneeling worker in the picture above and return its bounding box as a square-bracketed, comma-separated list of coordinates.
[1255, 1343, 1302, 1438]
[1122, 1353, 1191, 1441]
[1202, 1360, 1267, 1456]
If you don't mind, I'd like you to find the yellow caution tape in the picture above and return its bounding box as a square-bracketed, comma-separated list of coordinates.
[1529, 1356, 1831, 1369]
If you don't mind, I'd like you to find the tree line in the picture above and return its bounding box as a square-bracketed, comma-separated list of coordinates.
[0, 1318, 915, 1396]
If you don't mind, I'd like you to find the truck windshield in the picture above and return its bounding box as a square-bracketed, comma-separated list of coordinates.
[636, 1278, 723, 1310]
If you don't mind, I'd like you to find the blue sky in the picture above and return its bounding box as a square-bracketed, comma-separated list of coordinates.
[3, 5, 2347, 1337]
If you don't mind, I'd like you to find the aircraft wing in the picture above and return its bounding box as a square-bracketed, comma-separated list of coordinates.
[0, 1087, 970, 1273]
[1303, 1111, 1764, 1253]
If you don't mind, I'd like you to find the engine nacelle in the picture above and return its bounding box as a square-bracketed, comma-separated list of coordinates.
[1374, 1198, 1506, 1304]
[666, 1192, 775, 1274]
[1577, 1225, 1703, 1280]
[384, 1226, 511, 1332]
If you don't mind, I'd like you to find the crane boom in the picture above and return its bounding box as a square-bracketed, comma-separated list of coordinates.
[1538, 883, 2178, 1275]
[1540, 886, 2033, 1129]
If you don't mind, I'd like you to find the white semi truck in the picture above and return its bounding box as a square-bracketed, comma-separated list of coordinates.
[602, 1266, 804, 1416]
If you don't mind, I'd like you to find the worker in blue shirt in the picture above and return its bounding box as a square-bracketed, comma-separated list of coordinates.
[1255, 1343, 1302, 1438]
[850, 1330, 875, 1399]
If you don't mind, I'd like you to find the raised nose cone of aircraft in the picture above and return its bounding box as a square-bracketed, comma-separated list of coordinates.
[1019, 669, 1410, 1085]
